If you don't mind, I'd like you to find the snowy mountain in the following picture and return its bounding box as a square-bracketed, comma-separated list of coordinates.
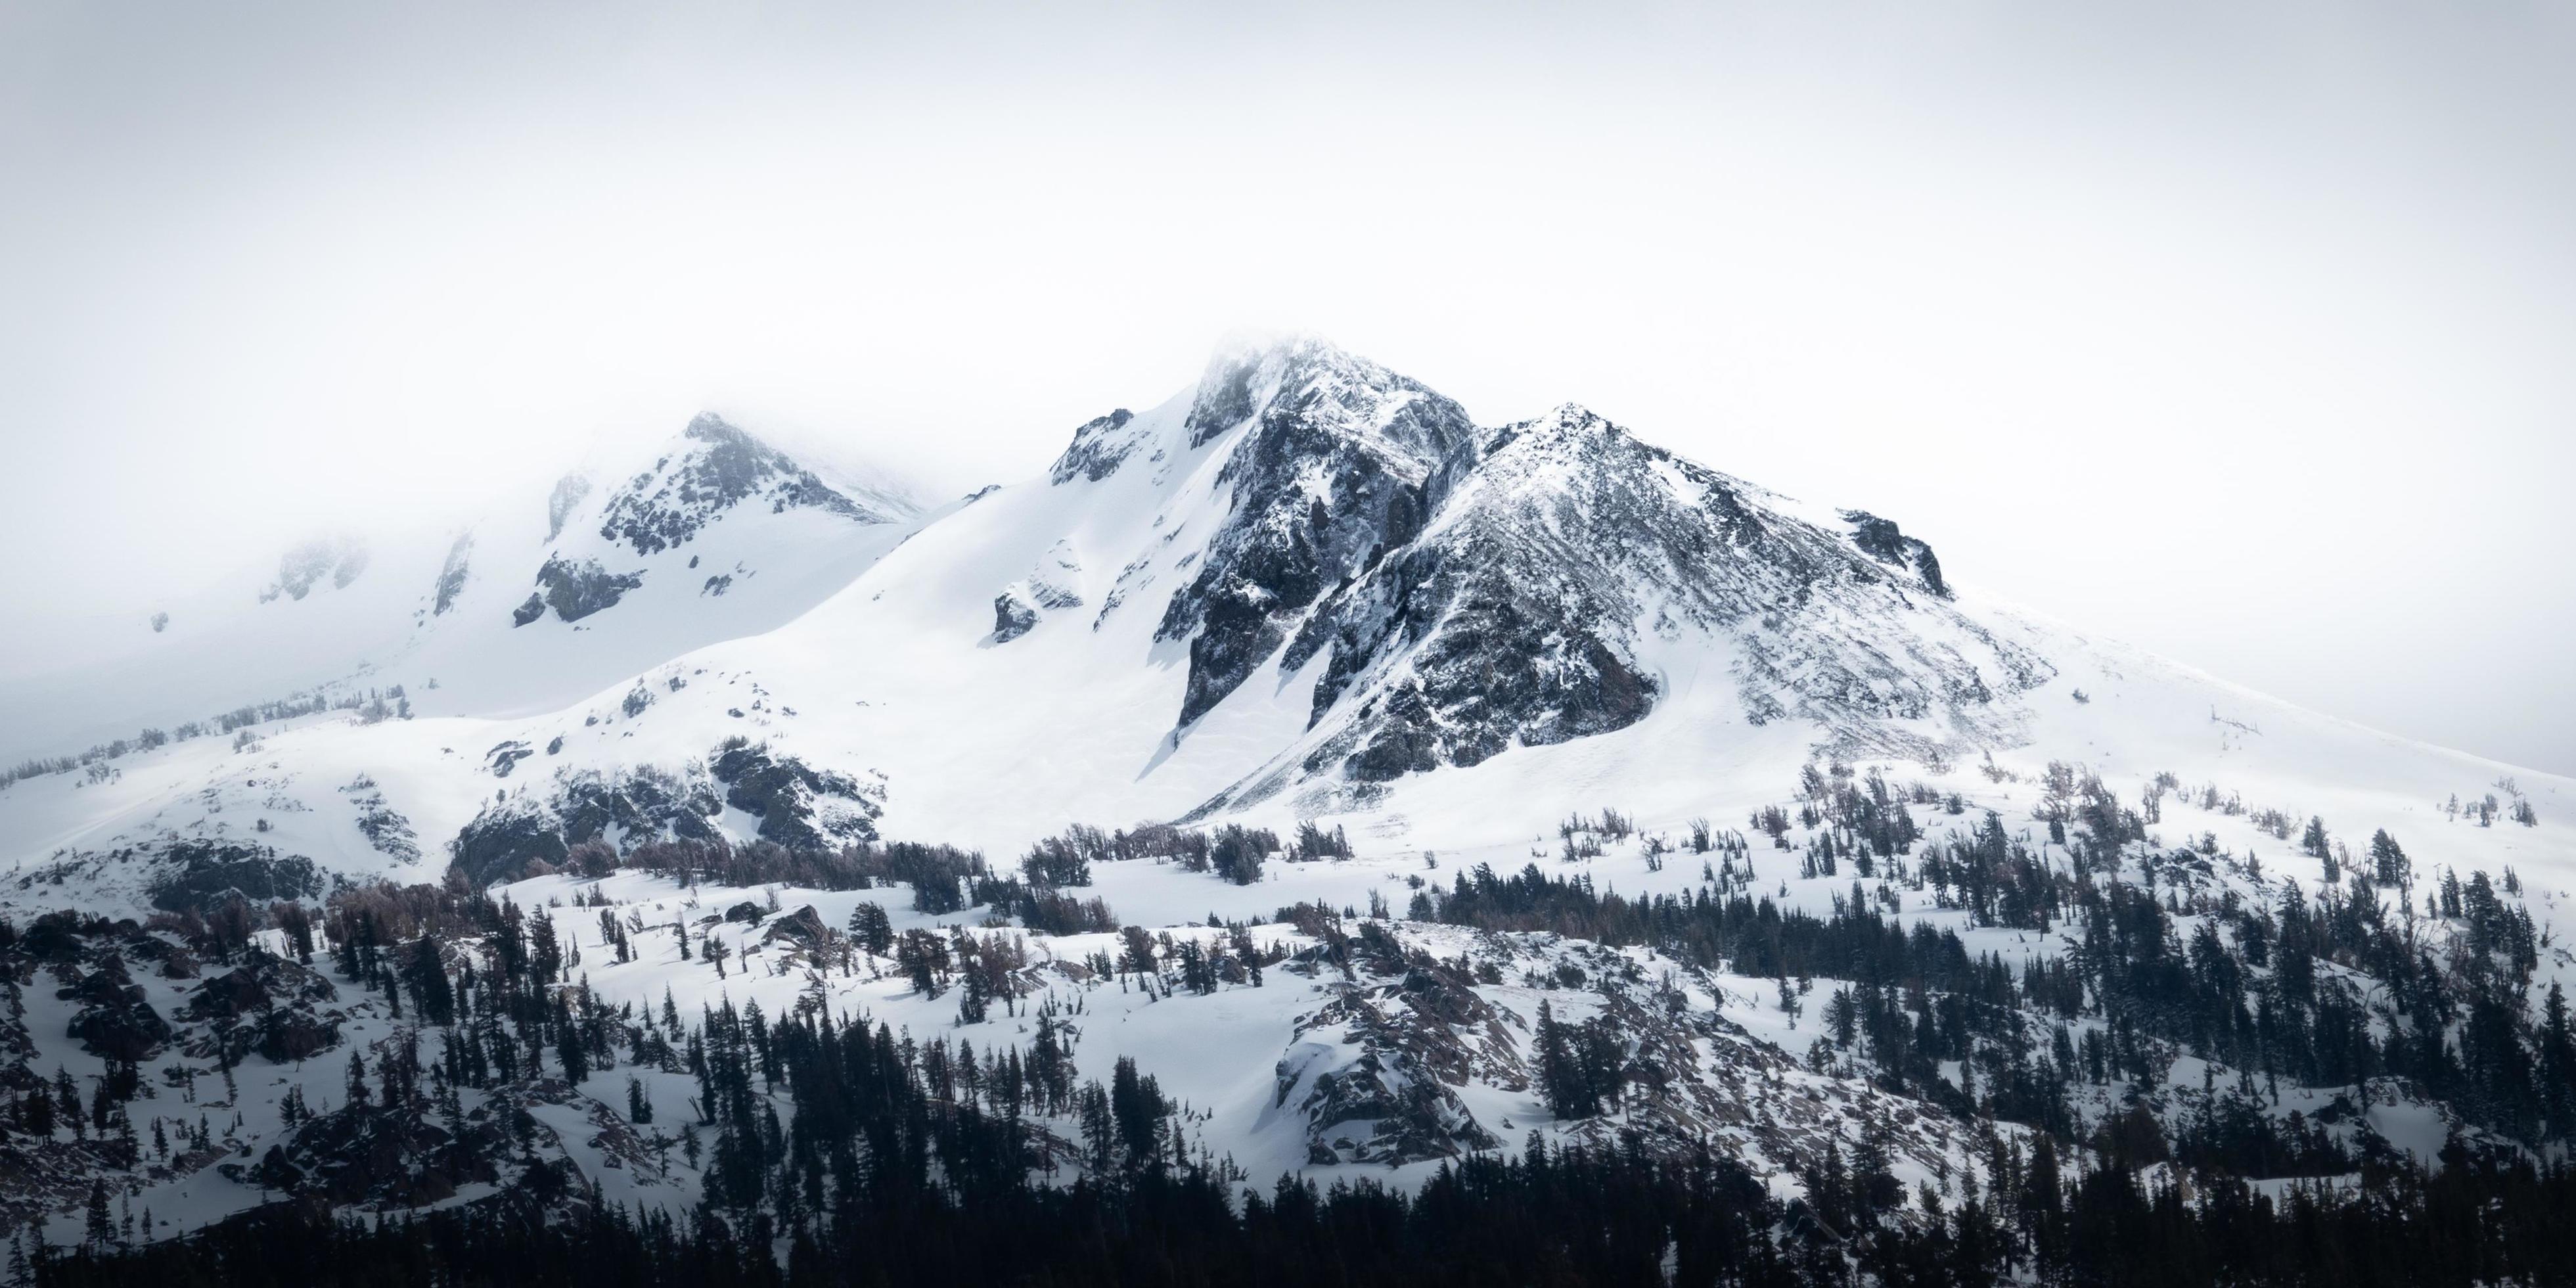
[0, 411, 922, 767]
[3, 336, 2572, 1278]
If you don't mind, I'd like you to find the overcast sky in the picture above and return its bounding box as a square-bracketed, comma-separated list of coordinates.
[3, 0, 2570, 774]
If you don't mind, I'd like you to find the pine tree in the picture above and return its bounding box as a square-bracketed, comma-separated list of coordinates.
[277, 902, 315, 964]
[408, 936, 456, 1026]
[558, 1001, 589, 1085]
[82, 1181, 112, 1251]
[845, 903, 893, 958]
[2370, 829, 2409, 886]
[54, 1069, 81, 1139]
[1533, 1000, 1595, 1120]
[2541, 983, 2576, 1141]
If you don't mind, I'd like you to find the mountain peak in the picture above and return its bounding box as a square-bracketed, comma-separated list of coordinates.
[1491, 402, 1621, 455]
[1181, 334, 1470, 467]
[1155, 340, 1478, 726]
[596, 412, 900, 557]
[683, 410, 742, 440]
[1198, 327, 1345, 374]
[1183, 333, 1335, 448]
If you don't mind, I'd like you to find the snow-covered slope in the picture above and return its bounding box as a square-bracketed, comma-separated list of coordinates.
[0, 413, 923, 768]
[3, 335, 2567, 910]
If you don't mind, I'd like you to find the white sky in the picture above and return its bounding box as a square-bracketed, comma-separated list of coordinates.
[3, 0, 2571, 774]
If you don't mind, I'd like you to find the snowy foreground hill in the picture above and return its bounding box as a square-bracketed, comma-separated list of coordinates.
[3, 337, 2574, 1283]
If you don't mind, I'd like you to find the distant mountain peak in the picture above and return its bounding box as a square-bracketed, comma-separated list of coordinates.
[595, 411, 901, 557]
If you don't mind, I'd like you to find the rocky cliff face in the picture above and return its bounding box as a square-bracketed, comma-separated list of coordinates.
[1049, 409, 1140, 484]
[513, 557, 644, 626]
[1149, 339, 1478, 729]
[1841, 511, 1949, 599]
[1269, 920, 1961, 1182]
[1148, 371, 2050, 813]
[446, 739, 882, 885]
[1019, 336, 2052, 818]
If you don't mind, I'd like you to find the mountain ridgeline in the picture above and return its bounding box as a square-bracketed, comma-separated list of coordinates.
[1064, 338, 2046, 814]
[1, 336, 2571, 1284]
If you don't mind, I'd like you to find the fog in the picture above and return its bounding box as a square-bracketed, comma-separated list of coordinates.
[3, 0, 2571, 773]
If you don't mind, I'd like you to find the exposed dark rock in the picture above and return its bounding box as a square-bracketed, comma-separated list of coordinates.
[184, 954, 345, 1065]
[709, 739, 881, 848]
[187, 966, 272, 1024]
[994, 542, 1083, 643]
[62, 954, 170, 1062]
[554, 767, 720, 847]
[153, 942, 201, 980]
[16, 911, 87, 963]
[992, 593, 1039, 643]
[445, 744, 862, 886]
[1184, 356, 1261, 449]
[1270, 923, 1966, 1180]
[147, 841, 324, 914]
[1192, 403, 2051, 810]
[1298, 551, 1654, 783]
[252, 1007, 341, 1063]
[1048, 409, 1139, 484]
[250, 1143, 304, 1192]
[235, 1099, 508, 1207]
[448, 805, 570, 886]
[1026, 541, 1085, 609]
[514, 557, 644, 626]
[760, 904, 833, 950]
[1842, 509, 1949, 599]
[1156, 339, 1476, 729]
[485, 741, 535, 778]
[1277, 928, 1508, 1166]
[597, 413, 893, 557]
[59, 951, 141, 1007]
[342, 776, 421, 863]
[186, 950, 338, 1019]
